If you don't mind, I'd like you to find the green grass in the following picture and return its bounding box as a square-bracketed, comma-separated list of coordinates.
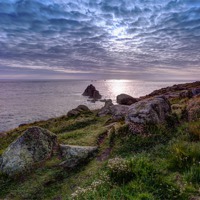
[1, 107, 200, 200]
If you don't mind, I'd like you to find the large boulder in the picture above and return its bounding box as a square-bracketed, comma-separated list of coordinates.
[98, 99, 129, 120]
[0, 127, 58, 175]
[82, 84, 102, 99]
[187, 96, 200, 121]
[59, 145, 97, 168]
[126, 96, 171, 124]
[117, 94, 138, 105]
[98, 99, 114, 116]
[110, 105, 129, 120]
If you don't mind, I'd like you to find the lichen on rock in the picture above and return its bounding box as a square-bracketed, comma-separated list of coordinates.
[0, 127, 58, 175]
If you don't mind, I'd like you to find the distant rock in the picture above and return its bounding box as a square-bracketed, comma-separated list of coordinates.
[187, 96, 200, 121]
[0, 127, 58, 175]
[59, 145, 98, 168]
[67, 105, 90, 117]
[82, 84, 102, 99]
[126, 96, 171, 124]
[117, 94, 138, 105]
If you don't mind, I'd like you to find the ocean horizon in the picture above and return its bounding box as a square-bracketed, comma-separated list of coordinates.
[0, 79, 194, 133]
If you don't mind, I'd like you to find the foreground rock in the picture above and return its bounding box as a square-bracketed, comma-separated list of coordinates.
[67, 105, 90, 117]
[187, 96, 200, 121]
[117, 94, 138, 105]
[126, 96, 171, 124]
[59, 145, 98, 168]
[0, 127, 58, 175]
[82, 84, 102, 99]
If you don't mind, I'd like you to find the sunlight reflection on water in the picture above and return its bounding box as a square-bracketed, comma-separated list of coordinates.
[0, 79, 188, 132]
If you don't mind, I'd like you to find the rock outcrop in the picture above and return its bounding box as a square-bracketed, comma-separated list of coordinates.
[98, 99, 114, 116]
[59, 145, 98, 168]
[126, 96, 171, 124]
[187, 96, 200, 121]
[110, 105, 129, 120]
[0, 127, 58, 175]
[98, 99, 129, 120]
[82, 84, 102, 99]
[67, 105, 90, 117]
[117, 94, 138, 105]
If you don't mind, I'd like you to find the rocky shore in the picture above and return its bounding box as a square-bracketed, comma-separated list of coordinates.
[0, 81, 199, 200]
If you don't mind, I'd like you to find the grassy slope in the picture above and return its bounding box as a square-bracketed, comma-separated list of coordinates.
[0, 96, 200, 199]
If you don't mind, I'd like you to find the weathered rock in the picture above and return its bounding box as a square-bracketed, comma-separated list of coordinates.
[82, 84, 102, 99]
[179, 90, 193, 99]
[76, 105, 90, 112]
[187, 96, 200, 121]
[192, 88, 200, 96]
[98, 99, 129, 120]
[126, 96, 171, 124]
[117, 94, 138, 105]
[59, 145, 97, 168]
[0, 127, 58, 175]
[110, 105, 129, 120]
[67, 105, 90, 117]
[98, 99, 113, 116]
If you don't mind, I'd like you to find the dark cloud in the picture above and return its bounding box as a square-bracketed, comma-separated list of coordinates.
[0, 0, 200, 80]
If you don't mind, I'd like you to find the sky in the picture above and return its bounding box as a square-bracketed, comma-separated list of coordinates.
[0, 0, 200, 80]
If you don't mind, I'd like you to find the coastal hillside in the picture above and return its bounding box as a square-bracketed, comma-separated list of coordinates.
[0, 81, 200, 200]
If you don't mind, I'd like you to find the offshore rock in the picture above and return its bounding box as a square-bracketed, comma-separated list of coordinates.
[0, 127, 58, 176]
[126, 96, 171, 124]
[82, 84, 102, 99]
[59, 145, 98, 168]
[117, 94, 138, 105]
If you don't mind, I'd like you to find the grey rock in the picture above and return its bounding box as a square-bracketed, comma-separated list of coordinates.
[179, 90, 193, 98]
[98, 99, 114, 116]
[126, 96, 171, 124]
[59, 145, 98, 168]
[98, 100, 129, 120]
[192, 88, 200, 96]
[0, 127, 58, 175]
[76, 105, 90, 112]
[110, 105, 129, 120]
[117, 94, 138, 105]
[67, 105, 90, 117]
[187, 96, 200, 121]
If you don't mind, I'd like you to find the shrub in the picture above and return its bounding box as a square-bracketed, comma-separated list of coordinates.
[168, 141, 200, 170]
[188, 122, 200, 141]
[107, 157, 133, 184]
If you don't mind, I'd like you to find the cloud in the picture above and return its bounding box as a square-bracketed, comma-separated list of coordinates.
[0, 0, 200, 80]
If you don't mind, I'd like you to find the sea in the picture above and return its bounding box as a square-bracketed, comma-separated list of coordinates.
[0, 79, 190, 132]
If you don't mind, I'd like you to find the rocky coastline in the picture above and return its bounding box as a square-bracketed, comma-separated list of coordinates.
[0, 81, 200, 200]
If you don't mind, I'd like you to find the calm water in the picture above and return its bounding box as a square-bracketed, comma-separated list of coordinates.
[0, 79, 188, 132]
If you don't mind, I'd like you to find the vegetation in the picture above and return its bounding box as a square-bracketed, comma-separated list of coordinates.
[0, 96, 200, 200]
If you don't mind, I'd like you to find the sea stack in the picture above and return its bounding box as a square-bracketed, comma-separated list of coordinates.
[82, 84, 102, 99]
